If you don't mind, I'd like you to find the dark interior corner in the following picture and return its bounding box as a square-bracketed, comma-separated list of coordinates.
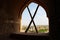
[0, 0, 58, 40]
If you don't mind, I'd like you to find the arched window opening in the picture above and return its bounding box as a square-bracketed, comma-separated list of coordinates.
[21, 2, 49, 33]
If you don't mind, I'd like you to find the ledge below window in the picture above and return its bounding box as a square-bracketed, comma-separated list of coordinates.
[10, 32, 49, 40]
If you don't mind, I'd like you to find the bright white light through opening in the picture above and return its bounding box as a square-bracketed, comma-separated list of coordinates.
[21, 2, 49, 33]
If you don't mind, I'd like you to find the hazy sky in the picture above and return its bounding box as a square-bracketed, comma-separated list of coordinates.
[22, 3, 49, 26]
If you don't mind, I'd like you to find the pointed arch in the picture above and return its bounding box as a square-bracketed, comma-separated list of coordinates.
[21, 2, 49, 33]
[19, 0, 49, 18]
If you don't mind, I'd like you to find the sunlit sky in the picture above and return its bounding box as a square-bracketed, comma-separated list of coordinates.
[22, 3, 49, 26]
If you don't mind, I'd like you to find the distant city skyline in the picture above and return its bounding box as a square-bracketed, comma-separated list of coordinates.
[22, 2, 49, 26]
